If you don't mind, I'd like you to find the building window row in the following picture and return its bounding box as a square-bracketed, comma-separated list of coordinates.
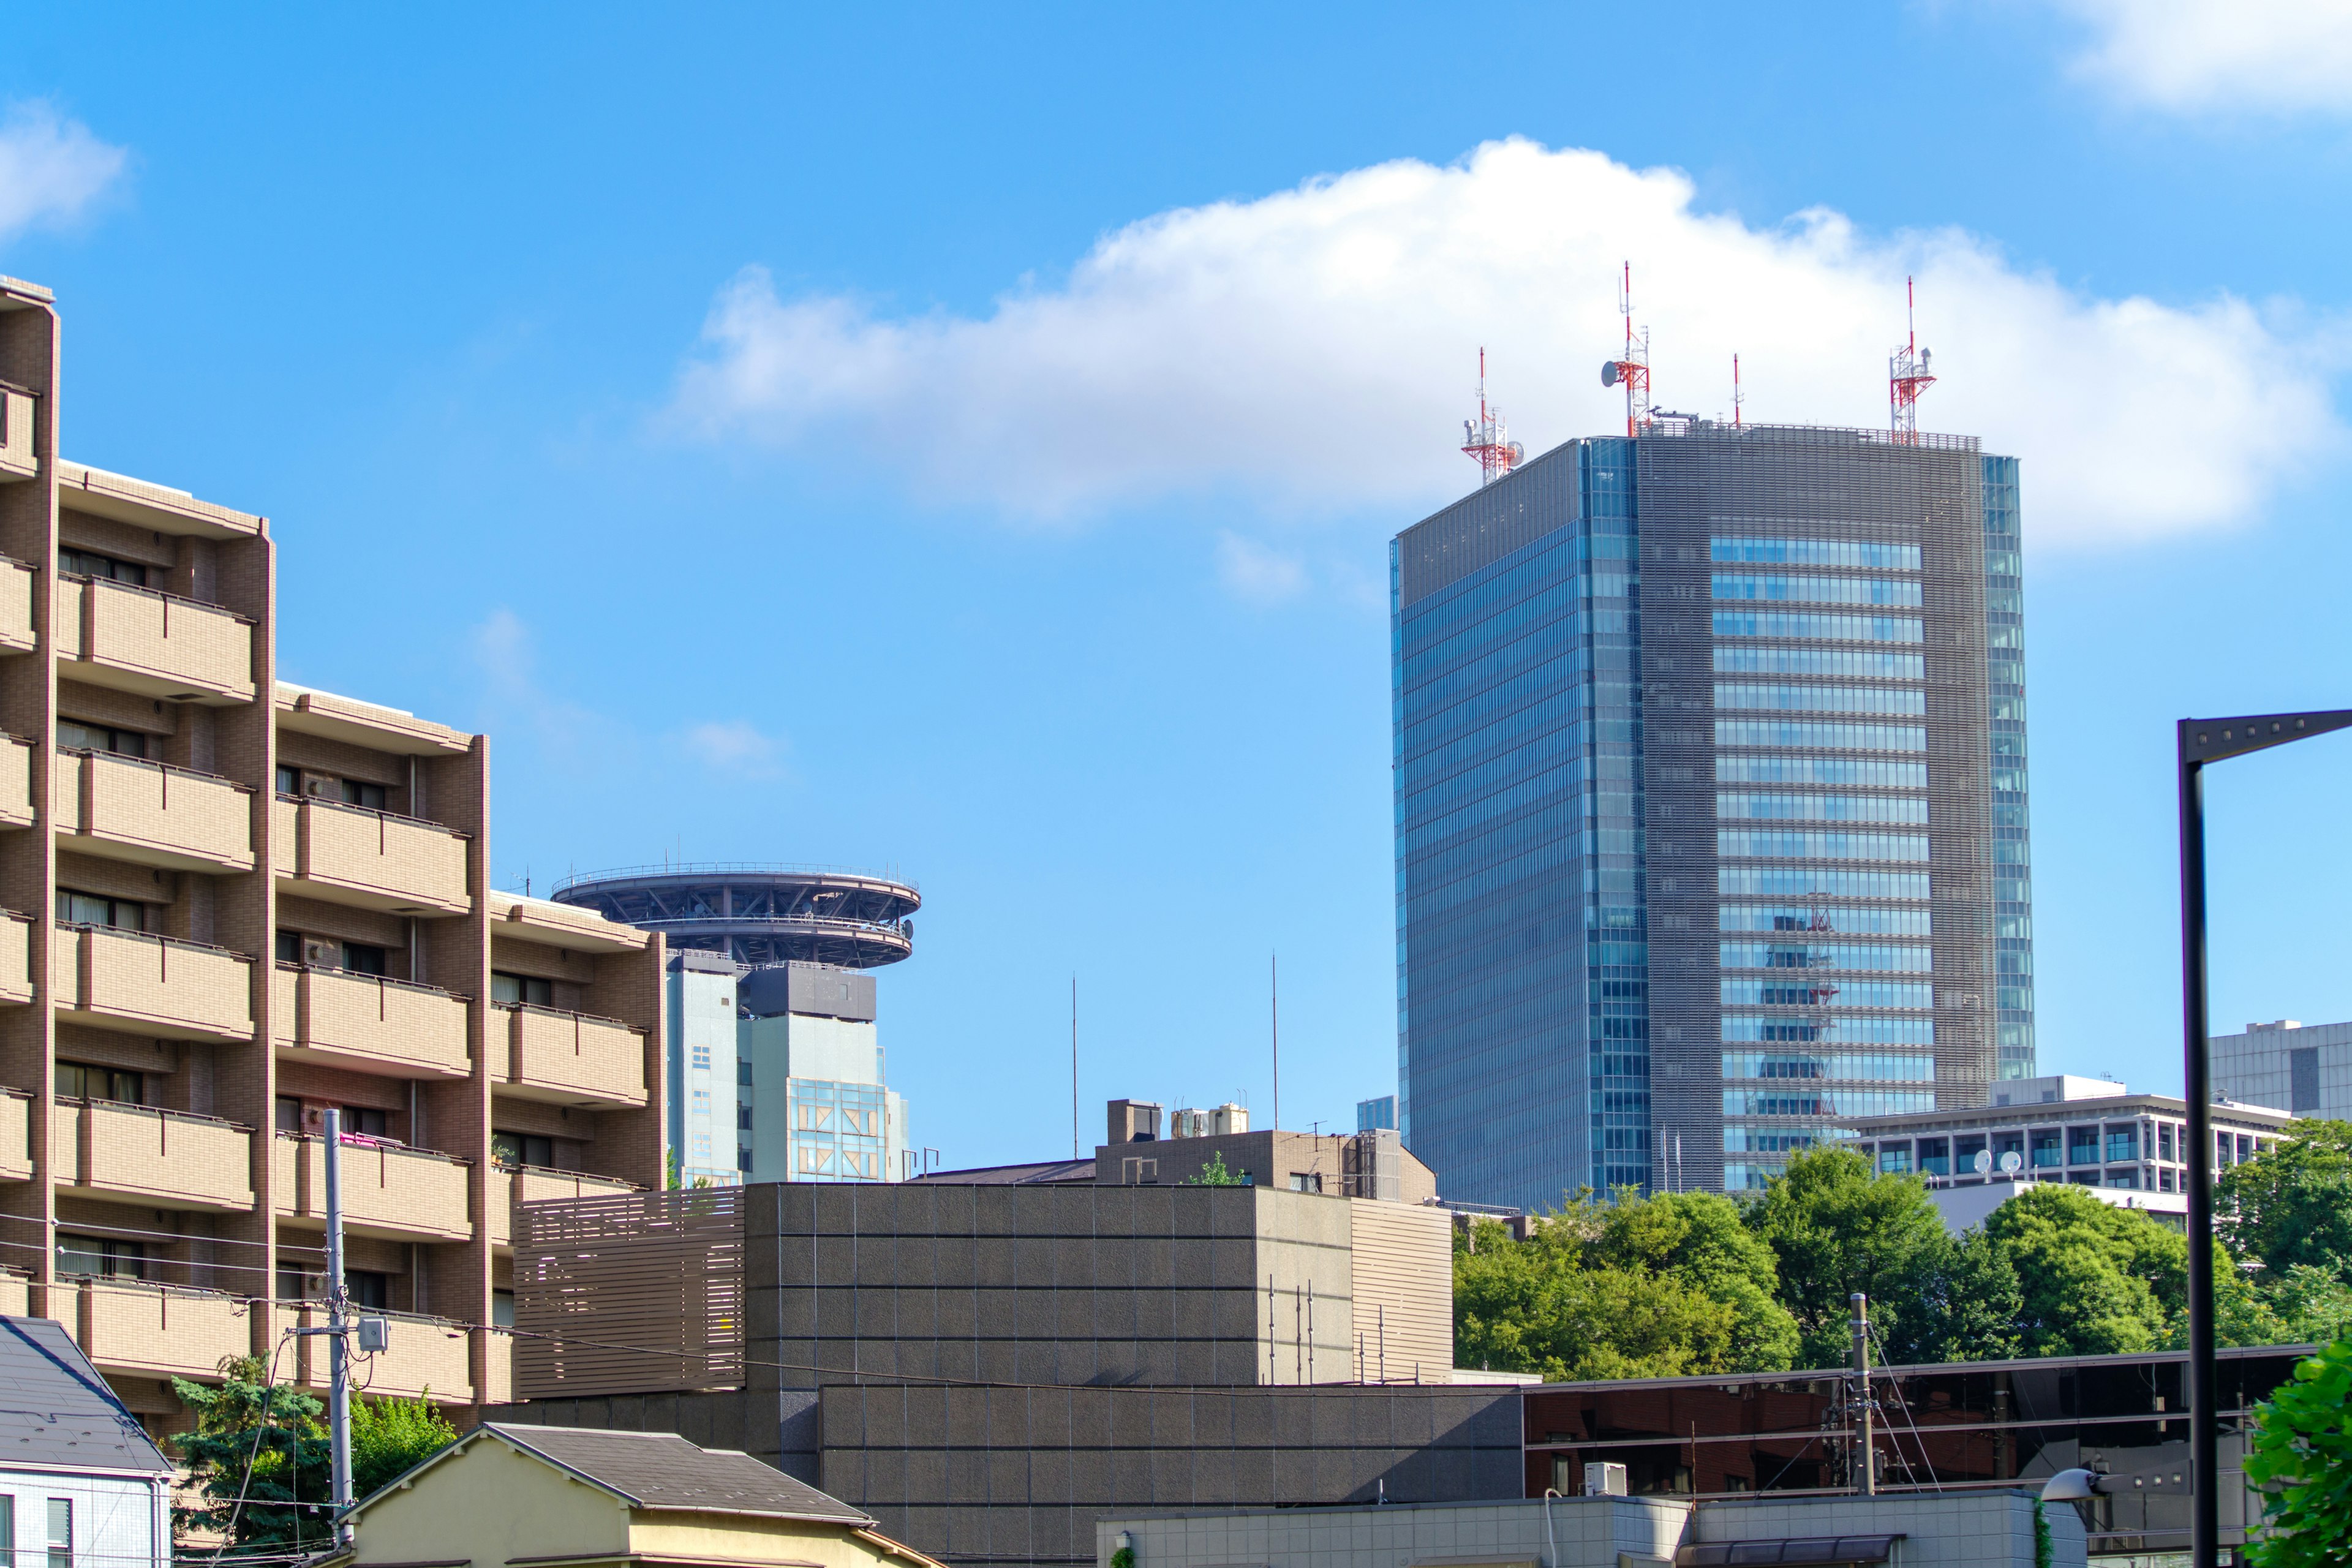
[1718, 904, 1934, 937]
[1714, 755, 1928, 789]
[1716, 792, 1929, 826]
[1714, 683, 1927, 718]
[1709, 537, 1923, 571]
[1712, 645, 1925, 680]
[1712, 573, 1923, 609]
[1711, 611, 1923, 643]
[1718, 941, 1933, 973]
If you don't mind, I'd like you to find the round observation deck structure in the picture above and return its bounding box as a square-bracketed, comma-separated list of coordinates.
[550, 862, 920, 969]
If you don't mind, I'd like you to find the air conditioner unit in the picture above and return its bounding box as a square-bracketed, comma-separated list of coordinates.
[303, 777, 336, 799]
[303, 938, 340, 968]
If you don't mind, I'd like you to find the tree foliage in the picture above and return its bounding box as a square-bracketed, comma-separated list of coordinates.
[2224, 1121, 2352, 1284]
[1184, 1150, 1250, 1186]
[1746, 1148, 1953, 1367]
[1985, 1183, 2185, 1356]
[171, 1356, 332, 1557]
[352, 1390, 459, 1501]
[2242, 1335, 2352, 1568]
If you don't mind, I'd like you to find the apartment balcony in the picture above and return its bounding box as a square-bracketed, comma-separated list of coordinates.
[498, 1003, 649, 1109]
[487, 1164, 642, 1248]
[0, 1088, 28, 1181]
[54, 925, 254, 1041]
[0, 734, 31, 828]
[279, 1302, 472, 1403]
[0, 388, 34, 483]
[53, 1098, 254, 1211]
[55, 750, 255, 873]
[0, 1268, 25, 1316]
[0, 910, 29, 1005]
[274, 796, 470, 916]
[59, 1278, 255, 1381]
[271, 963, 470, 1080]
[0, 560, 30, 655]
[55, 575, 255, 705]
[274, 1132, 471, 1242]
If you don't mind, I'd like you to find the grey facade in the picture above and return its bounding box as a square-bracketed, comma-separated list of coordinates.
[1393, 423, 2034, 1207]
[2213, 1017, 2351, 1120]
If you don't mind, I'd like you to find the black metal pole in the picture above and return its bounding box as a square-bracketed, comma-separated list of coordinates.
[2178, 731, 2218, 1568]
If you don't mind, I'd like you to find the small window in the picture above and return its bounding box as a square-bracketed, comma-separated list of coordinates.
[275, 929, 304, 964]
[47, 1496, 69, 1568]
[277, 1263, 311, 1302]
[346, 1270, 389, 1311]
[54, 1062, 140, 1104]
[58, 719, 146, 758]
[690, 1042, 711, 1070]
[274, 1096, 303, 1133]
[0, 1494, 13, 1564]
[56, 889, 143, 931]
[690, 1088, 712, 1116]
[491, 1289, 515, 1328]
[276, 764, 300, 797]
[56, 1234, 143, 1280]
[737, 1107, 753, 1131]
[492, 1131, 555, 1169]
[60, 546, 145, 586]
[341, 942, 387, 976]
[491, 971, 553, 1007]
[737, 1147, 753, 1174]
[736, 1059, 752, 1086]
[340, 1107, 389, 1139]
[1287, 1172, 1323, 1193]
[341, 778, 387, 811]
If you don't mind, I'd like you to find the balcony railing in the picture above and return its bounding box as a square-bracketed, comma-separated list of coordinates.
[277, 1301, 472, 1402]
[53, 924, 254, 1040]
[55, 749, 255, 873]
[487, 1163, 643, 1246]
[0, 733, 31, 827]
[498, 1003, 649, 1109]
[0, 388, 36, 482]
[55, 575, 255, 704]
[271, 963, 470, 1079]
[0, 1088, 28, 1181]
[0, 559, 29, 653]
[0, 1267, 26, 1317]
[59, 1278, 255, 1380]
[273, 1132, 471, 1242]
[274, 794, 470, 915]
[0, 911, 28, 1005]
[53, 1098, 254, 1210]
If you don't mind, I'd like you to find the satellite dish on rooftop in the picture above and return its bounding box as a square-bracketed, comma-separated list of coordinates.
[1973, 1149, 1993, 1176]
[2000, 1150, 2023, 1177]
[1602, 361, 1621, 388]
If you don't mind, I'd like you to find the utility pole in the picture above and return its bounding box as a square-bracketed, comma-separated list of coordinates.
[1270, 953, 1280, 1131]
[1071, 976, 1079, 1159]
[324, 1109, 355, 1543]
[1850, 1292, 1875, 1496]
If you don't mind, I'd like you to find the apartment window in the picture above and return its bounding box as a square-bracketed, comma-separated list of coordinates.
[492, 1131, 554, 1169]
[1918, 1137, 1950, 1177]
[690, 1042, 711, 1070]
[347, 1270, 389, 1310]
[2030, 1129, 2062, 1168]
[340, 942, 387, 976]
[2105, 1125, 2139, 1163]
[737, 1058, 752, 1085]
[1877, 1146, 1912, 1174]
[47, 1497, 69, 1568]
[2160, 1167, 2176, 1193]
[2237, 1134, 2255, 1164]
[54, 1062, 141, 1104]
[737, 1147, 753, 1174]
[2158, 1123, 2176, 1162]
[59, 546, 145, 586]
[2067, 1126, 2101, 1166]
[275, 1096, 304, 1133]
[56, 1234, 144, 1280]
[0, 1493, 13, 1566]
[690, 1088, 712, 1117]
[1287, 1172, 1323, 1193]
[276, 1264, 311, 1301]
[275, 929, 303, 963]
[491, 1289, 515, 1328]
[491, 971, 553, 1006]
[276, 764, 300, 797]
[55, 889, 143, 930]
[341, 1106, 390, 1139]
[2105, 1170, 2139, 1190]
[341, 778, 388, 810]
[57, 719, 146, 758]
[690, 1133, 712, 1159]
[737, 1106, 753, 1131]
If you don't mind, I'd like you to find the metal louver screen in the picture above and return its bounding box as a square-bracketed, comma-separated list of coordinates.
[516, 1187, 747, 1398]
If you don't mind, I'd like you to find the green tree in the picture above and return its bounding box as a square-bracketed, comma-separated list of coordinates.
[170, 1356, 332, 1557]
[1184, 1150, 1250, 1186]
[2242, 1335, 2352, 1568]
[1985, 1184, 2185, 1355]
[1745, 1147, 1954, 1368]
[1453, 1190, 1796, 1381]
[352, 1390, 459, 1501]
[1901, 1227, 2024, 1366]
[2223, 1121, 2352, 1284]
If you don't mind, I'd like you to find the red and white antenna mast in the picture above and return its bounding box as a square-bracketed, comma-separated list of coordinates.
[1460, 347, 1525, 486]
[1600, 262, 1652, 437]
[1888, 276, 1936, 444]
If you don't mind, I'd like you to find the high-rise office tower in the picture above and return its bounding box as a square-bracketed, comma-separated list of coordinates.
[1392, 422, 2033, 1208]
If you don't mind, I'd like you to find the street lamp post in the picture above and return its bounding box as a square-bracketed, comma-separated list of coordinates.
[2176, 707, 2352, 1568]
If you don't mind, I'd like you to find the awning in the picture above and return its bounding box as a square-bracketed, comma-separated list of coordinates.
[1677, 1536, 1904, 1568]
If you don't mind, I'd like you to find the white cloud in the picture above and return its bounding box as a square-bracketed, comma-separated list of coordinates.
[670, 138, 2339, 551]
[1215, 531, 1309, 604]
[2042, 0, 2352, 113]
[683, 719, 786, 778]
[0, 101, 126, 242]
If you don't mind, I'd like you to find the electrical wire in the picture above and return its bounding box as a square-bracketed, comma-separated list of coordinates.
[206, 1326, 296, 1568]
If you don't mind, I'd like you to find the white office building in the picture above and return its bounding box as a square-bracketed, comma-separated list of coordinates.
[2214, 1018, 2351, 1121]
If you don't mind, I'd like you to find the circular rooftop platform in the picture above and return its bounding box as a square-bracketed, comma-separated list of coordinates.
[550, 863, 920, 970]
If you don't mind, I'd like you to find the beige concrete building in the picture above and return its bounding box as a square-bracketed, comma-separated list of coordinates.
[0, 273, 665, 1430]
[337, 1423, 943, 1568]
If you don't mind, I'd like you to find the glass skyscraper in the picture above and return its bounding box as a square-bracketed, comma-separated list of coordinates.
[1392, 423, 2033, 1210]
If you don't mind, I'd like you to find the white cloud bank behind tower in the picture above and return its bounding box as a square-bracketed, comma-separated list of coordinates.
[671, 138, 2340, 550]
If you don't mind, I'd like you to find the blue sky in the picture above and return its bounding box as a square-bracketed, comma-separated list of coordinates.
[4, 2, 2350, 1169]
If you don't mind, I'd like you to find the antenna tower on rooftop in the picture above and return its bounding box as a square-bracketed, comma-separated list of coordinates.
[1733, 353, 1744, 429]
[1460, 349, 1525, 485]
[1889, 276, 1935, 445]
[1600, 262, 1652, 437]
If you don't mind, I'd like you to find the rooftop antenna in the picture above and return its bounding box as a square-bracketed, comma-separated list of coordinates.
[1732, 354, 1743, 429]
[1459, 349, 1525, 485]
[1889, 276, 1935, 445]
[1600, 262, 1652, 437]
[1270, 952, 1280, 1132]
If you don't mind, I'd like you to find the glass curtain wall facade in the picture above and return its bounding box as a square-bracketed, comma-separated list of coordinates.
[1394, 423, 2033, 1209]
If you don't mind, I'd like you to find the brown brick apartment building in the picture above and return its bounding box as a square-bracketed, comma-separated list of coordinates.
[0, 273, 666, 1430]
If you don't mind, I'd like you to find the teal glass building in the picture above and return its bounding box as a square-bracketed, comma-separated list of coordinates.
[1392, 423, 2033, 1209]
